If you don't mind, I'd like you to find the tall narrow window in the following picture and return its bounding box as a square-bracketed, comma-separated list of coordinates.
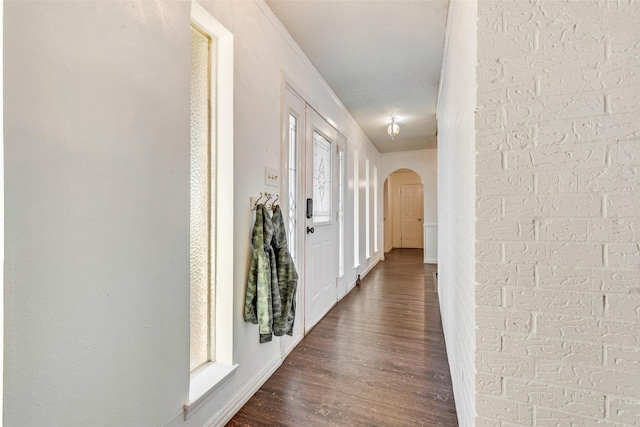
[288, 113, 298, 263]
[185, 4, 235, 416]
[365, 159, 370, 259]
[190, 25, 213, 372]
[353, 152, 359, 268]
[338, 147, 345, 277]
[373, 166, 378, 253]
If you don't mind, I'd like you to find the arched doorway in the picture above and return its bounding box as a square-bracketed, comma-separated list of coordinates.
[383, 169, 424, 253]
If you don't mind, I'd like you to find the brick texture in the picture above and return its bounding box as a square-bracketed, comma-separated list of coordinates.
[476, 1, 640, 425]
[437, 0, 478, 425]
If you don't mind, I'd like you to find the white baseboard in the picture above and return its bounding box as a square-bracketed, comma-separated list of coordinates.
[347, 279, 357, 292]
[360, 256, 381, 279]
[347, 256, 382, 294]
[424, 257, 437, 264]
[280, 334, 304, 360]
[207, 355, 282, 427]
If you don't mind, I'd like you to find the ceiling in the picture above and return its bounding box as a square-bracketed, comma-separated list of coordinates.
[265, 0, 448, 153]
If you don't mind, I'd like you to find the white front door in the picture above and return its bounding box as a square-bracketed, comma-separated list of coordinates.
[400, 184, 423, 248]
[304, 107, 338, 332]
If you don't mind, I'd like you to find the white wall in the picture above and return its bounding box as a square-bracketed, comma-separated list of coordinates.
[436, 0, 477, 426]
[0, 1, 4, 422]
[3, 1, 381, 426]
[5, 3, 192, 425]
[353, 135, 382, 278]
[380, 149, 437, 259]
[476, 1, 640, 425]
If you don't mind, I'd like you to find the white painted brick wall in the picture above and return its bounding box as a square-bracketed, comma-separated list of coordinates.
[476, 0, 640, 425]
[437, 0, 477, 425]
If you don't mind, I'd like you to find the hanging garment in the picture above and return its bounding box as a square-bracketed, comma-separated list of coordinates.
[244, 204, 281, 343]
[271, 205, 299, 337]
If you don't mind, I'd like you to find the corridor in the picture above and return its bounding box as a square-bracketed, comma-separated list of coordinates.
[228, 249, 458, 426]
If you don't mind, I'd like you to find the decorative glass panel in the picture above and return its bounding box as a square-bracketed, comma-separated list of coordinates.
[312, 130, 332, 223]
[288, 113, 297, 263]
[189, 26, 212, 371]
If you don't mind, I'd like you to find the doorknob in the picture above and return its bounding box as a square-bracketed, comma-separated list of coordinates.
[418, 218, 422, 221]
[306, 226, 315, 234]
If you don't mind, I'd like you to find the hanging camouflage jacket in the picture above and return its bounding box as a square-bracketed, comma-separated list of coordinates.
[244, 204, 281, 343]
[271, 205, 299, 337]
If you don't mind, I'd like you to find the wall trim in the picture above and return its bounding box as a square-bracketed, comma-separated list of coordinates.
[346, 254, 381, 293]
[436, 0, 455, 116]
[207, 355, 283, 427]
[191, 0, 235, 367]
[423, 224, 438, 264]
[282, 73, 346, 141]
[254, 0, 371, 146]
[281, 334, 304, 360]
[0, 1, 4, 420]
[360, 256, 381, 279]
[347, 279, 357, 293]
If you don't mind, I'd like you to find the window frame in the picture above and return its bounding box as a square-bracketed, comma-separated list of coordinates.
[188, 22, 213, 373]
[337, 146, 345, 278]
[286, 110, 300, 265]
[353, 151, 360, 268]
[184, 1, 236, 420]
[373, 165, 378, 254]
[365, 158, 370, 259]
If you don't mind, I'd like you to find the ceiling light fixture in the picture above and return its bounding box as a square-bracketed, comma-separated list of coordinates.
[387, 117, 400, 139]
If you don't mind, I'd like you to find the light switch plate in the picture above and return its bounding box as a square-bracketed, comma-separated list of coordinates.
[265, 167, 279, 187]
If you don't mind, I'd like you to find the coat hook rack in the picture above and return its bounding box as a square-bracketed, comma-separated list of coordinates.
[251, 192, 278, 210]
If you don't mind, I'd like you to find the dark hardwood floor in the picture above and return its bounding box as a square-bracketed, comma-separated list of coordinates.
[227, 249, 458, 426]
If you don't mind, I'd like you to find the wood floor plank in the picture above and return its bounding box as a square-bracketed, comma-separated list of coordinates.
[227, 249, 458, 426]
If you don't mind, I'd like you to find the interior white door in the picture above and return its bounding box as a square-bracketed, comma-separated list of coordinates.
[304, 107, 338, 332]
[400, 184, 423, 248]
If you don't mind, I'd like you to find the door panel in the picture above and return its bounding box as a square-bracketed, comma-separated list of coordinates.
[400, 184, 423, 248]
[304, 107, 338, 332]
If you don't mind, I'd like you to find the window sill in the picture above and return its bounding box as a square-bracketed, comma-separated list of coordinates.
[184, 362, 238, 420]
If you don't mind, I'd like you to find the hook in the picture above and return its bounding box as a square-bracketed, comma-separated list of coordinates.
[252, 192, 264, 209]
[271, 194, 279, 209]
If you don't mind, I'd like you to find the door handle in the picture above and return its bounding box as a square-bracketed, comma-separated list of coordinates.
[306, 226, 315, 234]
[306, 198, 313, 219]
